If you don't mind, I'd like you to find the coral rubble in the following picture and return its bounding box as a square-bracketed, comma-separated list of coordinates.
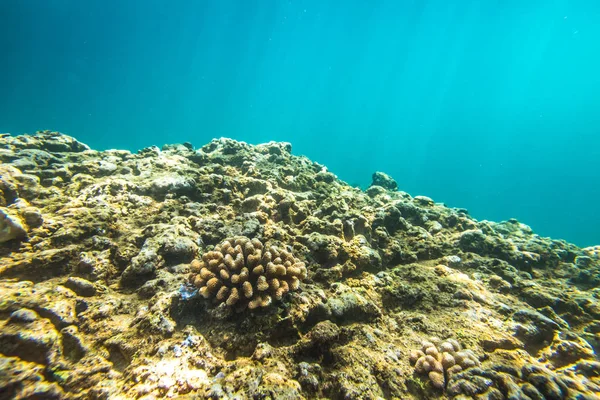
[0, 130, 599, 399]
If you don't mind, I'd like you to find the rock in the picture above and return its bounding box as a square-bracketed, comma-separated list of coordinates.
[513, 309, 560, 345]
[458, 229, 487, 252]
[60, 325, 89, 361]
[162, 236, 197, 264]
[64, 277, 97, 297]
[147, 174, 196, 197]
[296, 362, 321, 393]
[0, 356, 64, 399]
[0, 207, 27, 243]
[138, 277, 169, 299]
[20, 207, 43, 228]
[8, 308, 38, 323]
[370, 171, 398, 191]
[33, 130, 90, 152]
[481, 336, 520, 352]
[306, 320, 340, 346]
[527, 373, 565, 399]
[427, 220, 443, 233]
[547, 338, 595, 366]
[365, 185, 388, 197]
[326, 284, 381, 322]
[414, 195, 434, 206]
[575, 256, 593, 268]
[488, 275, 512, 292]
[453, 288, 474, 300]
[121, 248, 159, 287]
[0, 312, 61, 366]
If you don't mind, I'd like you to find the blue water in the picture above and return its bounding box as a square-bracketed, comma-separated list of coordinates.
[2, 1, 599, 247]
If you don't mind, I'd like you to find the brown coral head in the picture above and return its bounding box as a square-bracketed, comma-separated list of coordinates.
[410, 337, 480, 391]
[188, 236, 307, 311]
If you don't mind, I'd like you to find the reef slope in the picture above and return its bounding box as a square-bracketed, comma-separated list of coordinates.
[1, 131, 599, 399]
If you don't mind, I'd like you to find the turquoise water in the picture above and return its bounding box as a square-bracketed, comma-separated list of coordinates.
[1, 1, 599, 246]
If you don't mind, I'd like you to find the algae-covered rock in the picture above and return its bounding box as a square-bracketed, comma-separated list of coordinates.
[370, 171, 398, 191]
[63, 277, 97, 297]
[0, 207, 27, 243]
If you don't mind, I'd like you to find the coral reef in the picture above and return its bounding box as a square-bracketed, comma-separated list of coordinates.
[409, 337, 480, 390]
[189, 236, 307, 310]
[0, 130, 599, 399]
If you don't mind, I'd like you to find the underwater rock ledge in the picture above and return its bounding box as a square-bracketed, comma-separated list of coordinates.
[0, 130, 599, 399]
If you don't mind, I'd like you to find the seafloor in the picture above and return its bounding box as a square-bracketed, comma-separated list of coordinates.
[1, 131, 599, 400]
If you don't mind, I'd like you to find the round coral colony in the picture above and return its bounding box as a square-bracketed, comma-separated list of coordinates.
[188, 236, 307, 311]
[409, 337, 480, 390]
